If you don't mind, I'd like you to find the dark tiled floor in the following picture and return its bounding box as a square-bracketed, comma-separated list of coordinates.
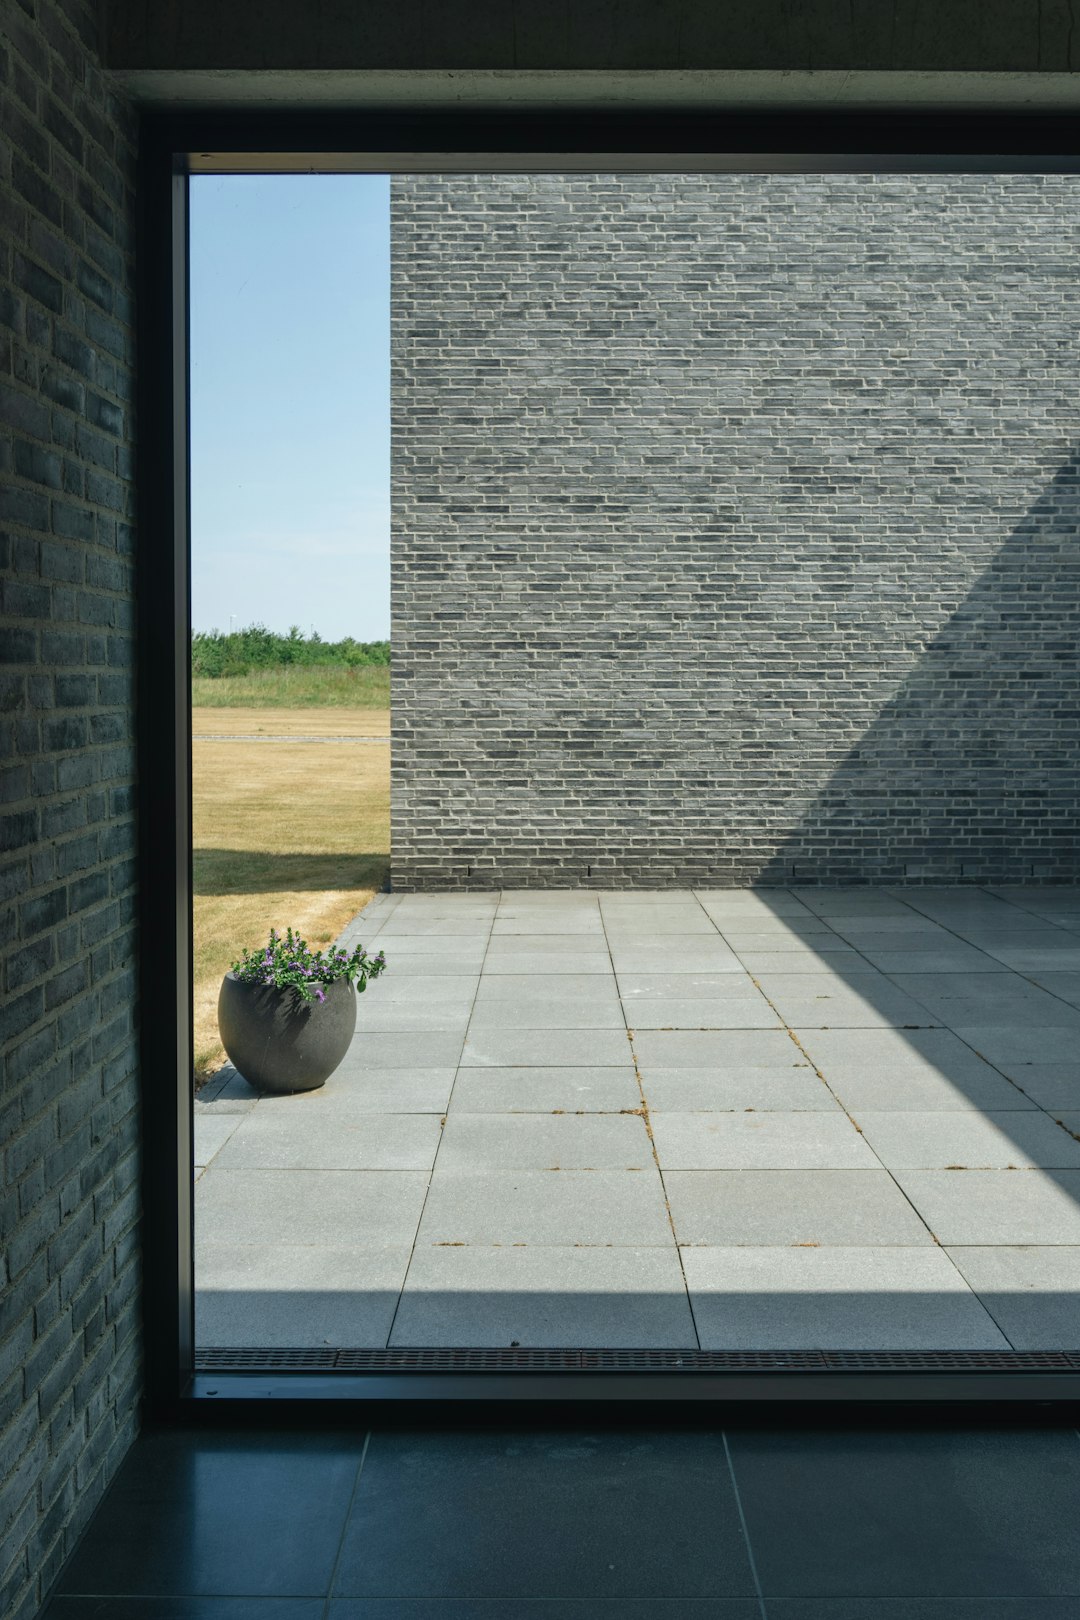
[45, 1423, 1080, 1618]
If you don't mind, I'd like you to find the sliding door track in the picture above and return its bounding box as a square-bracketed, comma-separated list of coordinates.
[197, 1347, 1080, 1372]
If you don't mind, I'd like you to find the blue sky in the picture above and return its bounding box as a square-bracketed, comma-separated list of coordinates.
[189, 175, 390, 642]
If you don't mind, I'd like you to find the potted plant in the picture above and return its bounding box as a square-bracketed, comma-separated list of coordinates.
[217, 926, 387, 1095]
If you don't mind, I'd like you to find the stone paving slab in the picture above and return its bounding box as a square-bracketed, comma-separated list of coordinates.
[619, 971, 762, 997]
[352, 1002, 475, 1033]
[734, 949, 866, 973]
[480, 951, 615, 975]
[608, 940, 743, 973]
[604, 915, 720, 936]
[632, 1029, 799, 1068]
[415, 1167, 674, 1246]
[828, 919, 954, 940]
[470, 977, 625, 1029]
[935, 928, 1080, 954]
[389, 1244, 697, 1348]
[447, 1066, 641, 1113]
[196, 1167, 431, 1247]
[600, 889, 700, 904]
[944, 1246, 1080, 1349]
[1030, 973, 1080, 1009]
[460, 1029, 633, 1066]
[718, 920, 840, 943]
[193, 1067, 260, 1113]
[682, 1247, 1009, 1350]
[195, 886, 1080, 1351]
[698, 890, 815, 916]
[371, 974, 480, 1003]
[210, 1111, 444, 1172]
[623, 995, 781, 1030]
[793, 1028, 1035, 1112]
[376, 916, 495, 936]
[985, 948, 1080, 972]
[993, 1064, 1080, 1110]
[952, 1026, 1080, 1066]
[374, 954, 488, 975]
[891, 973, 1080, 1029]
[360, 934, 488, 955]
[474, 973, 617, 1002]
[498, 888, 601, 901]
[856, 948, 1011, 975]
[491, 915, 605, 936]
[194, 1113, 243, 1169]
[665, 1169, 936, 1247]
[196, 1243, 410, 1348]
[754, 973, 942, 1030]
[349, 1031, 466, 1067]
[299, 1066, 455, 1113]
[637, 1067, 836, 1113]
[650, 1112, 881, 1171]
[794, 891, 919, 919]
[851, 1111, 1080, 1171]
[483, 933, 612, 955]
[436, 1114, 653, 1170]
[892, 1169, 1080, 1246]
[468, 1000, 628, 1030]
[492, 914, 604, 936]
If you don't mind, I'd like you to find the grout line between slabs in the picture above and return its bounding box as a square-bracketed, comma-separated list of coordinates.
[612, 890, 735, 1353]
[858, 886, 1080, 1148]
[722, 1430, 769, 1620]
[734, 911, 955, 1247]
[380, 902, 492, 1347]
[707, 889, 1014, 1345]
[323, 1429, 372, 1613]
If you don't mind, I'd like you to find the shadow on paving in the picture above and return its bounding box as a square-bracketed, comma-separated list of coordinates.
[702, 884, 1080, 1323]
[192, 1286, 1080, 1355]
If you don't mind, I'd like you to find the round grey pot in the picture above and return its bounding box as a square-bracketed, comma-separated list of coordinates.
[217, 972, 357, 1094]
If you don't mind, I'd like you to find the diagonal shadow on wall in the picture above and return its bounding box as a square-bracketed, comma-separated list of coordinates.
[753, 452, 1080, 888]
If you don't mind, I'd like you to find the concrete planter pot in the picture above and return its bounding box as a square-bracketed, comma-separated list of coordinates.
[217, 972, 357, 1094]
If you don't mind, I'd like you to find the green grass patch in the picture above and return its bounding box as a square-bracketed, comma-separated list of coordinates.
[192, 664, 391, 708]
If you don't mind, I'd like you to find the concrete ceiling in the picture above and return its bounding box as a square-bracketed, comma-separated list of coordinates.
[102, 1, 1080, 111]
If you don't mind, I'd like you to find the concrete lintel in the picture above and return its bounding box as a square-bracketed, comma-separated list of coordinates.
[113, 68, 1080, 115]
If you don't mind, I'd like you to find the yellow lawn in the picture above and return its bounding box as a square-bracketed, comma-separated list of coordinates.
[191, 707, 390, 1084]
[192, 706, 389, 738]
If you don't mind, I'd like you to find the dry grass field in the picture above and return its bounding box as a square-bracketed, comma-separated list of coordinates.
[192, 664, 389, 708]
[192, 705, 390, 1083]
[193, 706, 389, 738]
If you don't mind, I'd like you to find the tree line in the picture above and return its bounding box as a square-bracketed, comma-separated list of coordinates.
[191, 624, 390, 679]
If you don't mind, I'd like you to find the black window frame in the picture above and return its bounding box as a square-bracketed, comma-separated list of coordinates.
[138, 108, 1080, 1417]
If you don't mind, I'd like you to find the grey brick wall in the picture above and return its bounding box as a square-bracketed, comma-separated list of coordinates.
[390, 173, 1080, 889]
[0, 3, 139, 1615]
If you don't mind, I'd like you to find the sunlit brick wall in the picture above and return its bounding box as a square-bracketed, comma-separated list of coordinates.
[391, 173, 1080, 888]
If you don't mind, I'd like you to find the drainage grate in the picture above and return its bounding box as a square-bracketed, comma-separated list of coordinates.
[194, 1346, 1080, 1374]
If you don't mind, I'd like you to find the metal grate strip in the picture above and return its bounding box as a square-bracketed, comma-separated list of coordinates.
[195, 1346, 1080, 1373]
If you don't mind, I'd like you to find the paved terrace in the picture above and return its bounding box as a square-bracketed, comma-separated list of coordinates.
[194, 887, 1080, 1351]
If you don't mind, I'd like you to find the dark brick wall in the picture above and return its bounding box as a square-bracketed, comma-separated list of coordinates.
[0, 2, 139, 1614]
[390, 173, 1080, 888]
